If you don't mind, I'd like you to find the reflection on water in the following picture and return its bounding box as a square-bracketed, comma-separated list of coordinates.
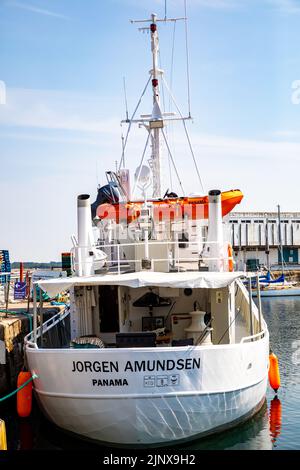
[183, 400, 272, 450]
[1, 297, 299, 450]
[269, 397, 282, 446]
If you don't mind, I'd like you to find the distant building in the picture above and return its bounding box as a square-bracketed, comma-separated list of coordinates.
[224, 212, 300, 271]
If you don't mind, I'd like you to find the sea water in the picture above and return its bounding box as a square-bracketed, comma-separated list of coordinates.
[1, 297, 300, 450]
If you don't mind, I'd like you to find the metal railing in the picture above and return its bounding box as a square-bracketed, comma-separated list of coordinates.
[25, 306, 70, 349]
[235, 277, 266, 343]
[240, 327, 267, 343]
[71, 240, 234, 275]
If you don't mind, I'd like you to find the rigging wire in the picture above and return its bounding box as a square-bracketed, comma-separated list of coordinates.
[161, 128, 185, 194]
[217, 308, 241, 345]
[119, 76, 152, 170]
[167, 143, 173, 191]
[131, 130, 152, 198]
[168, 20, 176, 113]
[184, 0, 192, 117]
[123, 76, 129, 121]
[162, 75, 205, 194]
[158, 50, 166, 114]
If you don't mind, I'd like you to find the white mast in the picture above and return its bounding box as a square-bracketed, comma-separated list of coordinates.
[149, 13, 163, 199]
[126, 13, 194, 199]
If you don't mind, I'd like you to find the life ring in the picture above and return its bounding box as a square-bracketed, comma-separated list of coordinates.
[228, 243, 234, 272]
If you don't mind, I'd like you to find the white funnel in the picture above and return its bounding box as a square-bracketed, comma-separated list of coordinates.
[77, 194, 94, 277]
[205, 190, 224, 272]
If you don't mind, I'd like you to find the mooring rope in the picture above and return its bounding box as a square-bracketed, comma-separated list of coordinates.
[0, 374, 38, 403]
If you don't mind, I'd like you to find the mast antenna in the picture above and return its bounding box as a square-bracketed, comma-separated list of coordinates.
[96, 160, 99, 188]
[184, 0, 192, 117]
[125, 10, 202, 197]
[130, 13, 186, 198]
[123, 76, 129, 122]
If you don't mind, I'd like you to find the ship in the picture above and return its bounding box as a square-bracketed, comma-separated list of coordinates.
[25, 10, 269, 447]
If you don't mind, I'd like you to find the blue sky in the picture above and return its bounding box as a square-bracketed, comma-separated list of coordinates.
[1, 0, 300, 261]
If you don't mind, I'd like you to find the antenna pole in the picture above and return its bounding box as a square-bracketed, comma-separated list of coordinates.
[184, 0, 191, 117]
[129, 13, 188, 197]
[150, 13, 162, 198]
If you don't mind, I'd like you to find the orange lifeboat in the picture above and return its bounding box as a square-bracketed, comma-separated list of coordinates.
[97, 189, 243, 223]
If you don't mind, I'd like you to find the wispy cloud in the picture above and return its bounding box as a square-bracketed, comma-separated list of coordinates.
[266, 0, 300, 13]
[179, 132, 300, 164]
[0, 131, 109, 147]
[0, 87, 121, 134]
[115, 0, 241, 11]
[2, 88, 300, 166]
[114, 0, 300, 13]
[272, 129, 300, 139]
[192, 0, 300, 12]
[6, 1, 69, 19]
[191, 0, 240, 8]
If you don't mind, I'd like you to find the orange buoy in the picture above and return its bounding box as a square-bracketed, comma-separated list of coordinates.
[269, 352, 281, 393]
[17, 371, 33, 418]
[228, 243, 234, 272]
[269, 396, 282, 444]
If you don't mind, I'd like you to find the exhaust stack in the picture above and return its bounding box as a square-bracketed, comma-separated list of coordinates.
[206, 190, 224, 272]
[77, 194, 95, 277]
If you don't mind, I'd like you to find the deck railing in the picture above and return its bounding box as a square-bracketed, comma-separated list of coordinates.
[235, 278, 265, 342]
[25, 306, 70, 349]
[71, 239, 234, 275]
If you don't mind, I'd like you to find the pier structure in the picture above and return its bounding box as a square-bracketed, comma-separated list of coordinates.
[225, 211, 300, 271]
[0, 303, 61, 396]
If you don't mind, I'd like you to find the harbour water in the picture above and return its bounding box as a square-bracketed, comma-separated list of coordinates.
[1, 297, 299, 450]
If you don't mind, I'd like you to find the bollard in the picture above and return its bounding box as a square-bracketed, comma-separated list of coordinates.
[0, 419, 7, 450]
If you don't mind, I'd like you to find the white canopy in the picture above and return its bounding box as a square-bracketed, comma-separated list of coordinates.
[36, 271, 246, 298]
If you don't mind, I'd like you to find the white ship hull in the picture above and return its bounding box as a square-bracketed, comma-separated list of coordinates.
[26, 332, 269, 446]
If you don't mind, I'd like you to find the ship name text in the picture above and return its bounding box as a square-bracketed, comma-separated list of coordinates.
[71, 358, 200, 373]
